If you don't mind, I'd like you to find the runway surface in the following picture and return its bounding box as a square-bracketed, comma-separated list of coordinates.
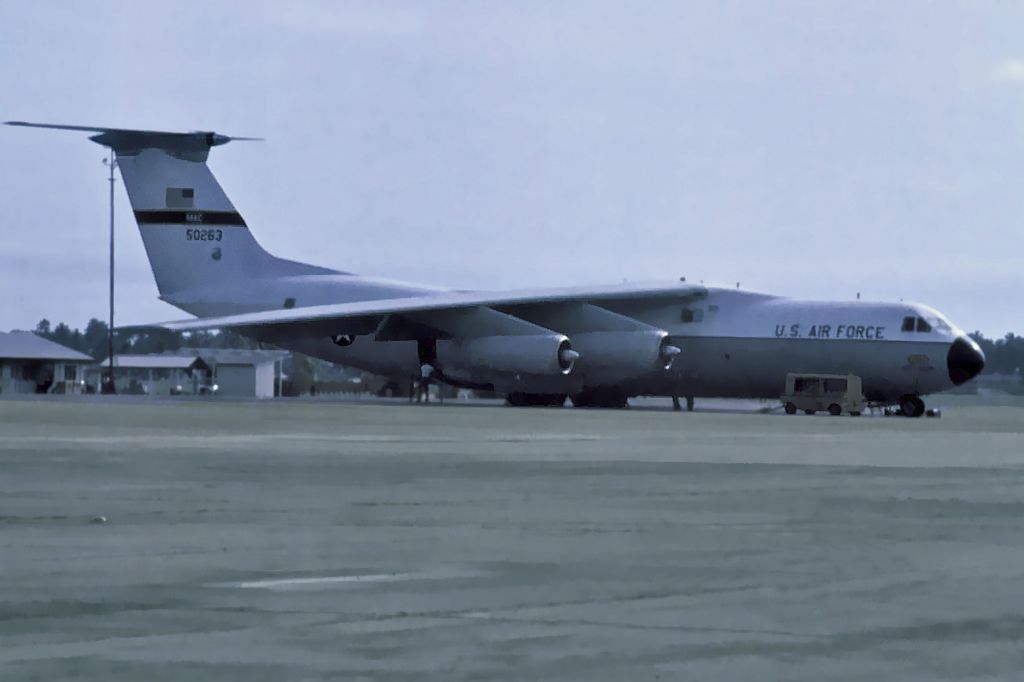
[2, 396, 1024, 680]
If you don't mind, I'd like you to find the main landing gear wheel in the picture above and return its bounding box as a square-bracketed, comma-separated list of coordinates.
[672, 396, 696, 412]
[506, 392, 567, 407]
[899, 394, 925, 418]
[571, 388, 629, 409]
[784, 402, 797, 415]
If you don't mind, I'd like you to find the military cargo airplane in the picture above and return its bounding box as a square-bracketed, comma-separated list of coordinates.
[7, 122, 985, 415]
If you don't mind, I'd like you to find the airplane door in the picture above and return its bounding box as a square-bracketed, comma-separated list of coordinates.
[902, 352, 936, 392]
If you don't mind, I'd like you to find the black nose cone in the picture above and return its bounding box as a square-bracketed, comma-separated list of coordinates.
[947, 336, 985, 386]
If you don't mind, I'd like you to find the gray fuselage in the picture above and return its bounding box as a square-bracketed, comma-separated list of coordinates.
[165, 276, 979, 403]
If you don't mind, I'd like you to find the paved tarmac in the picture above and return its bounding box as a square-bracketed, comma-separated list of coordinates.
[2, 396, 1024, 680]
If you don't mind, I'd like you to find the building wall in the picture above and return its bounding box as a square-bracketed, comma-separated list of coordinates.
[0, 360, 86, 394]
[0, 362, 28, 394]
[51, 362, 84, 394]
[211, 361, 276, 398]
[254, 361, 276, 399]
[216, 364, 256, 397]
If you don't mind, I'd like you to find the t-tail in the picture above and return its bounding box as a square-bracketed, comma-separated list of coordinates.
[5, 122, 334, 302]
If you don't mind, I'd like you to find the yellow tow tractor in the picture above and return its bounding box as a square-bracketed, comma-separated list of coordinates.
[781, 373, 865, 416]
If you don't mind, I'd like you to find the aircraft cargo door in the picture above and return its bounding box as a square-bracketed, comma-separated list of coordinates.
[216, 363, 256, 397]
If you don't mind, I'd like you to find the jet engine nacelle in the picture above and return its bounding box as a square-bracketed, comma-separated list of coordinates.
[438, 334, 578, 376]
[571, 330, 679, 376]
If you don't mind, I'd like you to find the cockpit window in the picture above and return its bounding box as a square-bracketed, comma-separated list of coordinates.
[902, 315, 941, 333]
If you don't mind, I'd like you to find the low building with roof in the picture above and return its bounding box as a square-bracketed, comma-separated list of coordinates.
[90, 348, 288, 398]
[0, 330, 94, 395]
[89, 354, 213, 396]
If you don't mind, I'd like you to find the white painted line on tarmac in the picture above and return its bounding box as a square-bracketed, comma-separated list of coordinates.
[221, 569, 483, 590]
[1, 433, 603, 447]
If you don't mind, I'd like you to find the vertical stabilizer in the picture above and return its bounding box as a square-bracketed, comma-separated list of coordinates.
[5, 122, 334, 297]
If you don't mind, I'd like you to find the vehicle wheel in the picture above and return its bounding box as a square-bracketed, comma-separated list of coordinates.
[828, 403, 842, 416]
[899, 394, 925, 418]
[785, 402, 797, 415]
[804, 409, 816, 415]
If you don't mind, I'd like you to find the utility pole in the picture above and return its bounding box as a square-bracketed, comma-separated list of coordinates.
[101, 155, 117, 394]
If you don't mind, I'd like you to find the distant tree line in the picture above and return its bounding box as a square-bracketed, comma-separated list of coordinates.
[30, 318, 1024, 376]
[968, 332, 1024, 376]
[32, 318, 256, 362]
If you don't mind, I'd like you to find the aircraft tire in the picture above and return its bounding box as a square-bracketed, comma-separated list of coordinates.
[899, 395, 925, 418]
[785, 402, 797, 415]
[507, 392, 567, 407]
[570, 393, 592, 408]
[571, 388, 628, 409]
[828, 403, 842, 416]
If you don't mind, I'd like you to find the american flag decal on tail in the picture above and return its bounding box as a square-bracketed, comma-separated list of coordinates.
[165, 187, 195, 208]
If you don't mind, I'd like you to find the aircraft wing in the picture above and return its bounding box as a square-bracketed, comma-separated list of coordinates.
[156, 281, 706, 340]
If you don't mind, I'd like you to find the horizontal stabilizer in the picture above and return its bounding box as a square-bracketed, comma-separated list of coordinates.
[4, 121, 261, 155]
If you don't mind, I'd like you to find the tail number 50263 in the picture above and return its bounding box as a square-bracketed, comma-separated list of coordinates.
[186, 228, 223, 242]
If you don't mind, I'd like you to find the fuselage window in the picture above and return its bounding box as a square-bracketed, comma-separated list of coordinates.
[902, 316, 915, 332]
[680, 308, 704, 323]
[916, 317, 932, 333]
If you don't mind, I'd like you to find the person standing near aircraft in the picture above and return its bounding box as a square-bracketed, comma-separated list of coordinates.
[417, 363, 433, 404]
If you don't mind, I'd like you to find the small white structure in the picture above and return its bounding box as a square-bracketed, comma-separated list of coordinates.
[0, 330, 94, 395]
[190, 349, 289, 398]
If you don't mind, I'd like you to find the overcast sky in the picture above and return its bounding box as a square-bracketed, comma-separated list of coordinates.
[1, 1, 1022, 335]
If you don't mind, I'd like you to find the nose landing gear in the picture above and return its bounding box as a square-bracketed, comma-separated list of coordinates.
[898, 394, 926, 418]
